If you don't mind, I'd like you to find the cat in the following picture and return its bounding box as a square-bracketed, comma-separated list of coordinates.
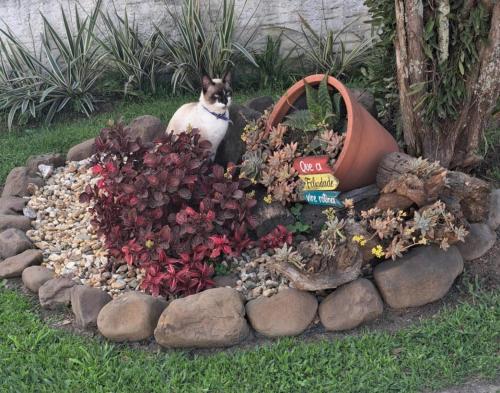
[166, 72, 232, 155]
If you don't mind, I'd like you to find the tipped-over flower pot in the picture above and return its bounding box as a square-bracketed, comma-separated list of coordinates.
[267, 74, 399, 191]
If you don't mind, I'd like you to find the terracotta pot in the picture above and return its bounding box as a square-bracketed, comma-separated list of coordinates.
[267, 74, 400, 191]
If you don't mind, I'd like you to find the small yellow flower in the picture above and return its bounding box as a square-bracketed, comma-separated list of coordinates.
[224, 169, 233, 179]
[263, 195, 273, 204]
[251, 178, 257, 184]
[145, 239, 154, 249]
[343, 198, 354, 209]
[371, 245, 385, 258]
[246, 190, 256, 199]
[418, 237, 428, 245]
[352, 235, 367, 247]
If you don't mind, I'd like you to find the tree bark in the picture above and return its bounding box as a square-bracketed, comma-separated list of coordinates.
[394, 0, 500, 168]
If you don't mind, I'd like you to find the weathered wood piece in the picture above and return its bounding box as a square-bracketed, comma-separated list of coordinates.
[268, 222, 365, 291]
[376, 152, 491, 222]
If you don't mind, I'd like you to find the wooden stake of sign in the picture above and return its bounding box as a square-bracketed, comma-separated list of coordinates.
[293, 156, 343, 207]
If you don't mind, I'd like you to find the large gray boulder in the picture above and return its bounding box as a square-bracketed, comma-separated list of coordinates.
[71, 286, 112, 329]
[252, 199, 295, 238]
[374, 245, 463, 309]
[67, 138, 96, 162]
[215, 104, 261, 166]
[456, 223, 496, 261]
[244, 96, 274, 113]
[487, 189, 500, 230]
[1, 167, 44, 197]
[125, 115, 165, 143]
[155, 287, 249, 348]
[0, 214, 32, 232]
[0, 196, 27, 215]
[22, 266, 55, 293]
[39, 277, 77, 309]
[97, 292, 167, 342]
[0, 249, 42, 279]
[26, 153, 65, 175]
[0, 228, 33, 259]
[246, 288, 318, 338]
[319, 278, 383, 331]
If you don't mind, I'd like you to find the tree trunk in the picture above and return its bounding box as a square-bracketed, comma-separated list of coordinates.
[394, 0, 500, 168]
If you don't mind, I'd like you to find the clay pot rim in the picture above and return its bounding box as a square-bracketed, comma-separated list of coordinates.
[266, 74, 355, 173]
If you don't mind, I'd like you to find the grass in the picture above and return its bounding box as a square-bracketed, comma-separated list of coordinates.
[0, 89, 279, 184]
[0, 281, 498, 393]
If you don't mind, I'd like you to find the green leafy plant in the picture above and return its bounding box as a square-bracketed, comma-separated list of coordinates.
[156, 0, 258, 93]
[0, 1, 105, 129]
[98, 9, 163, 96]
[286, 15, 373, 80]
[287, 203, 311, 234]
[253, 34, 294, 89]
[283, 75, 341, 132]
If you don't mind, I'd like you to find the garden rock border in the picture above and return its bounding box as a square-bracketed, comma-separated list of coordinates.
[155, 287, 249, 348]
[0, 115, 497, 349]
[374, 245, 464, 309]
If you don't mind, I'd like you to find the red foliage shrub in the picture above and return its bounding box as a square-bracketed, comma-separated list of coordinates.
[80, 123, 256, 297]
[259, 225, 293, 251]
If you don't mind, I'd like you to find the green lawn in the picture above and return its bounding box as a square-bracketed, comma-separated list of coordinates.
[0, 281, 498, 393]
[0, 89, 278, 184]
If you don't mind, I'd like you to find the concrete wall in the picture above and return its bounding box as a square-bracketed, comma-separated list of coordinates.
[0, 0, 373, 52]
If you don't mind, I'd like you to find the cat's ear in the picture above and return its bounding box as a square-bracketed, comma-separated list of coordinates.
[201, 74, 214, 93]
[222, 70, 231, 87]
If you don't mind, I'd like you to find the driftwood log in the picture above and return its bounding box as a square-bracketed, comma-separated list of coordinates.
[376, 152, 491, 222]
[268, 222, 365, 291]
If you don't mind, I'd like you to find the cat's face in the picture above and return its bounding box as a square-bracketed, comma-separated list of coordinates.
[202, 72, 232, 110]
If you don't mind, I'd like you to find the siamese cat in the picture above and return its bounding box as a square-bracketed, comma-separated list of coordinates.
[166, 72, 232, 155]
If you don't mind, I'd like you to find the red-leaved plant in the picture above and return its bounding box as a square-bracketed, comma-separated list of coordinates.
[80, 122, 257, 297]
[259, 225, 293, 251]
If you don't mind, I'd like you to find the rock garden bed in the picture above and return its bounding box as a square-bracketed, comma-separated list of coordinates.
[0, 93, 498, 350]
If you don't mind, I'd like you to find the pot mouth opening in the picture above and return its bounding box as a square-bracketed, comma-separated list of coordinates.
[266, 74, 355, 171]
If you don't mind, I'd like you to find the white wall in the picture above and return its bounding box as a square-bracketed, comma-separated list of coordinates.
[0, 0, 373, 52]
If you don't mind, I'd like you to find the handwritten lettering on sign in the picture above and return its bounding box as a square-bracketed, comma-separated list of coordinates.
[303, 191, 344, 208]
[299, 173, 339, 191]
[293, 156, 343, 207]
[293, 156, 332, 175]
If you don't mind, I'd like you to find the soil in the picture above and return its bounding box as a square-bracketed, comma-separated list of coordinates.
[3, 230, 498, 358]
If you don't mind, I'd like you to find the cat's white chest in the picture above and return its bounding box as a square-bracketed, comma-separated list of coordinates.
[193, 106, 229, 152]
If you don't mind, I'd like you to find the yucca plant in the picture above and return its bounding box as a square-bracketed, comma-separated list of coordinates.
[98, 9, 162, 96]
[286, 15, 373, 80]
[0, 0, 105, 129]
[156, 0, 258, 93]
[0, 34, 46, 127]
[253, 34, 294, 89]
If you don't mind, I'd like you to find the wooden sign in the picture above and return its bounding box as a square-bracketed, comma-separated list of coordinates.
[303, 191, 343, 208]
[293, 155, 343, 207]
[293, 156, 332, 175]
[299, 173, 339, 191]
